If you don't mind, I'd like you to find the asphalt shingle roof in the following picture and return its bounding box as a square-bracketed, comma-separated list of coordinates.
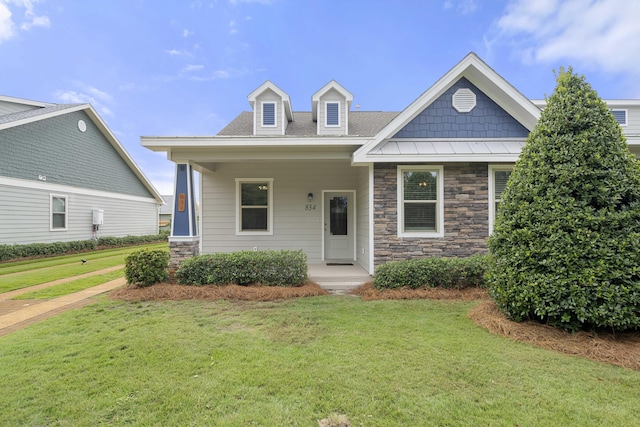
[0, 104, 84, 127]
[217, 111, 400, 137]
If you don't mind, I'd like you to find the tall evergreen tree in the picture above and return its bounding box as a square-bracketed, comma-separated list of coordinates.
[487, 68, 640, 332]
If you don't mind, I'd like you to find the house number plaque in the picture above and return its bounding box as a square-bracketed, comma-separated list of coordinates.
[178, 193, 186, 212]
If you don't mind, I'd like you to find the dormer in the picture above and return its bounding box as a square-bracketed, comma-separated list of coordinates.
[247, 81, 293, 136]
[312, 80, 353, 136]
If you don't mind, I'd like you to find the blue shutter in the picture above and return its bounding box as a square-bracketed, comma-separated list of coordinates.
[326, 103, 339, 126]
[262, 103, 275, 126]
[611, 109, 627, 126]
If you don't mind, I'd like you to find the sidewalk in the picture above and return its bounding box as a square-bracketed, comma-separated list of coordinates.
[0, 267, 126, 337]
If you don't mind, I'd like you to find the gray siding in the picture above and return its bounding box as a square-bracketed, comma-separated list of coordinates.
[394, 78, 530, 139]
[317, 88, 348, 136]
[0, 110, 153, 198]
[200, 160, 360, 264]
[0, 181, 158, 245]
[254, 89, 285, 135]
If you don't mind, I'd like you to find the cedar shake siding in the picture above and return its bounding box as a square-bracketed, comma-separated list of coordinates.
[373, 162, 489, 266]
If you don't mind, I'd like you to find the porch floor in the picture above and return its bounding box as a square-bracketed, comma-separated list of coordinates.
[308, 263, 372, 295]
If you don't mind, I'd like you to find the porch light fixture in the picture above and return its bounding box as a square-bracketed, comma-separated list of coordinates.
[308, 193, 314, 202]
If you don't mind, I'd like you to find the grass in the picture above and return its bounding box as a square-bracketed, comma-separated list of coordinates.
[0, 296, 638, 426]
[12, 269, 124, 300]
[0, 243, 166, 293]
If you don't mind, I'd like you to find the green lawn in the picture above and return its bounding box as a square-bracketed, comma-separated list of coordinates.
[0, 243, 167, 293]
[0, 296, 637, 426]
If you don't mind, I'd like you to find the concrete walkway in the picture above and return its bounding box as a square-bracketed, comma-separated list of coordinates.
[0, 263, 371, 337]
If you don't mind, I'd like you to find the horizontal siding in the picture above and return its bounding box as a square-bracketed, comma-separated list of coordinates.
[255, 90, 284, 135]
[0, 183, 158, 245]
[201, 160, 363, 264]
[318, 89, 347, 136]
[623, 105, 640, 136]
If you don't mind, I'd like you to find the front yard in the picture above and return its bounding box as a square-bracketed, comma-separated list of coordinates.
[0, 295, 638, 426]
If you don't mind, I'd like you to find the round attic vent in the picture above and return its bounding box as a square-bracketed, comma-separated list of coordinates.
[452, 88, 476, 113]
[78, 119, 87, 132]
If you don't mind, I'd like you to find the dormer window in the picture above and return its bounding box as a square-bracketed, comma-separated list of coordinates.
[326, 102, 340, 127]
[262, 102, 276, 127]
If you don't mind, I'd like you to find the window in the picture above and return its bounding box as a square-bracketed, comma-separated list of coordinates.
[326, 102, 340, 126]
[236, 178, 273, 235]
[262, 102, 276, 127]
[50, 194, 67, 231]
[397, 166, 444, 237]
[488, 165, 512, 234]
[611, 109, 627, 126]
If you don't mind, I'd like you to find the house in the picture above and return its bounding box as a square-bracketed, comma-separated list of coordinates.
[0, 95, 164, 245]
[141, 53, 640, 273]
[159, 195, 174, 230]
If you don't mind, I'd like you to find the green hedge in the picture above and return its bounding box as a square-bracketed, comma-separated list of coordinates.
[176, 250, 308, 287]
[373, 255, 488, 290]
[125, 249, 170, 287]
[0, 231, 169, 262]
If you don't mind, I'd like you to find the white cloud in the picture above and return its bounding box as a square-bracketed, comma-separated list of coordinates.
[182, 64, 204, 72]
[0, 3, 14, 42]
[53, 85, 114, 117]
[0, 0, 49, 43]
[443, 0, 477, 15]
[182, 28, 193, 37]
[495, 0, 640, 75]
[164, 49, 183, 56]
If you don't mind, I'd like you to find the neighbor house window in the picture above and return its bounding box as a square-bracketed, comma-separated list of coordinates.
[488, 165, 512, 234]
[262, 102, 276, 127]
[611, 109, 627, 126]
[236, 178, 273, 235]
[326, 102, 340, 126]
[397, 166, 444, 237]
[50, 194, 68, 231]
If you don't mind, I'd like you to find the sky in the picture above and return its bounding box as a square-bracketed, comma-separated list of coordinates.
[2, 0, 640, 196]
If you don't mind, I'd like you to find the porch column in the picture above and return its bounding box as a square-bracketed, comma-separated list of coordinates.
[169, 162, 199, 270]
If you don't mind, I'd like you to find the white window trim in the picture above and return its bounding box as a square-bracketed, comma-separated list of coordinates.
[261, 102, 277, 127]
[488, 164, 513, 235]
[50, 194, 68, 231]
[397, 165, 444, 238]
[611, 109, 628, 126]
[325, 101, 340, 127]
[235, 178, 273, 235]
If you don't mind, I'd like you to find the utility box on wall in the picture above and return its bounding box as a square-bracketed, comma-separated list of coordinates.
[92, 209, 104, 225]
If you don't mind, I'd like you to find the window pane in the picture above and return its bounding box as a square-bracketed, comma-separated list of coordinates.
[263, 103, 275, 126]
[52, 197, 66, 213]
[494, 171, 510, 199]
[404, 203, 436, 231]
[52, 213, 65, 228]
[241, 183, 268, 206]
[330, 196, 348, 235]
[404, 171, 437, 200]
[241, 208, 267, 230]
[327, 103, 339, 126]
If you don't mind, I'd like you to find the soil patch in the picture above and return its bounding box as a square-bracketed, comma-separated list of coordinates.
[110, 282, 328, 302]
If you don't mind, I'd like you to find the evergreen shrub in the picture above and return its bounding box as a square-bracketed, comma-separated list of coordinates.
[124, 249, 169, 287]
[487, 68, 640, 332]
[373, 255, 488, 290]
[176, 250, 308, 287]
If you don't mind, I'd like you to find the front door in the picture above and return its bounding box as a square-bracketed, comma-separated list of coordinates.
[323, 192, 355, 260]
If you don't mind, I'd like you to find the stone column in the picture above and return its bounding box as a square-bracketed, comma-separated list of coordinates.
[169, 163, 199, 270]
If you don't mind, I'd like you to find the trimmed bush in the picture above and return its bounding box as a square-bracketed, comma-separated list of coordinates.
[0, 232, 169, 262]
[176, 250, 308, 287]
[373, 255, 488, 290]
[124, 249, 169, 287]
[487, 68, 640, 332]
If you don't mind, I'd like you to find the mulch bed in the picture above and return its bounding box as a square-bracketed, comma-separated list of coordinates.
[110, 281, 640, 370]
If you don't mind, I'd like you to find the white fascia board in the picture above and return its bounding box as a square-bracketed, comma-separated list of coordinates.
[353, 52, 540, 160]
[0, 104, 88, 131]
[141, 135, 371, 149]
[0, 95, 54, 108]
[247, 80, 293, 121]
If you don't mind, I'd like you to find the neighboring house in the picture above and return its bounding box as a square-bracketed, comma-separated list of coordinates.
[142, 53, 640, 273]
[159, 195, 174, 230]
[0, 95, 164, 245]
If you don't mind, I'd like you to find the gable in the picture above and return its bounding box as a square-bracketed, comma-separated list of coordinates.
[0, 110, 154, 198]
[393, 78, 530, 139]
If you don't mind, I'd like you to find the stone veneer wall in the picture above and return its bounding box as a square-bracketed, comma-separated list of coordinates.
[373, 163, 489, 266]
[169, 240, 200, 270]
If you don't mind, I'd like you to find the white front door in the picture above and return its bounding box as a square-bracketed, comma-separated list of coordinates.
[323, 191, 355, 260]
